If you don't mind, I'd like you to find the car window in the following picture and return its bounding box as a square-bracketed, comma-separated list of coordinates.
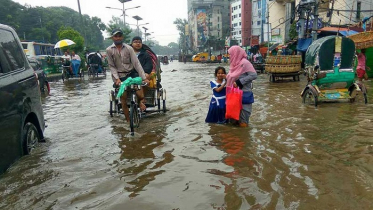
[0, 29, 25, 72]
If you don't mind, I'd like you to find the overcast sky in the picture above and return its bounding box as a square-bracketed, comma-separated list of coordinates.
[13, 0, 187, 46]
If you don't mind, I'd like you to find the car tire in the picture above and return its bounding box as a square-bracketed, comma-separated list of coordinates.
[22, 122, 40, 155]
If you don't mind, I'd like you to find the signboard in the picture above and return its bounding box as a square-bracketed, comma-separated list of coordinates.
[196, 9, 207, 46]
[272, 28, 280, 36]
[251, 35, 259, 46]
[185, 24, 189, 36]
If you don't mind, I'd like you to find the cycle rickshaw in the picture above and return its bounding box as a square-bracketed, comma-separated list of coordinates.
[61, 58, 84, 81]
[87, 52, 106, 78]
[109, 44, 167, 135]
[301, 35, 368, 107]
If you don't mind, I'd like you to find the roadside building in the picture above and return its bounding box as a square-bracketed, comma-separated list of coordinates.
[187, 0, 231, 52]
[230, 0, 253, 47]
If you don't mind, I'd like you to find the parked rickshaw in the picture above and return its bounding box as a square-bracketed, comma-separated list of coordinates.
[301, 35, 368, 107]
[109, 44, 167, 135]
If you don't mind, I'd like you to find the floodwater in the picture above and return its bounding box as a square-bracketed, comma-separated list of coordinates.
[0, 62, 373, 210]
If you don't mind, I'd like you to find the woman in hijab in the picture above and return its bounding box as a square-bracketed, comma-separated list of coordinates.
[226, 46, 257, 127]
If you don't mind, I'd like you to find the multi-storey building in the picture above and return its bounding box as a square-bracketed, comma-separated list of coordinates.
[251, 0, 267, 43]
[187, 0, 230, 52]
[229, 0, 253, 47]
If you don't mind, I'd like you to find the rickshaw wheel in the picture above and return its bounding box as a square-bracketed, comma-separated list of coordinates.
[109, 101, 113, 117]
[157, 98, 161, 112]
[130, 103, 140, 135]
[302, 89, 318, 107]
[162, 100, 166, 113]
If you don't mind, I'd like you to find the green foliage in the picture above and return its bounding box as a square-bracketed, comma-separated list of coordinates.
[106, 16, 133, 43]
[173, 18, 189, 54]
[57, 26, 84, 53]
[289, 22, 297, 40]
[148, 42, 179, 56]
[0, 0, 105, 51]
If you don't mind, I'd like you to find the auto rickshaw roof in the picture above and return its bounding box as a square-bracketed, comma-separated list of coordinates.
[305, 35, 355, 70]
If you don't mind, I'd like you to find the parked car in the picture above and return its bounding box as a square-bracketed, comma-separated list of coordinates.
[0, 24, 45, 174]
[28, 57, 50, 95]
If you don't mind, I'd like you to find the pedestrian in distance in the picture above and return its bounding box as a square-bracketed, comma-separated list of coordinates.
[356, 49, 371, 82]
[226, 46, 257, 127]
[205, 66, 227, 124]
[106, 28, 149, 122]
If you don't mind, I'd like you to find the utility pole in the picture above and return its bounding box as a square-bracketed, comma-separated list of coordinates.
[77, 0, 87, 47]
[328, 0, 335, 26]
[312, 0, 319, 41]
[297, 5, 305, 55]
[267, 2, 270, 55]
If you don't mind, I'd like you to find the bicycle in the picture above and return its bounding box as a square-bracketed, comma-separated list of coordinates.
[127, 83, 144, 135]
[110, 81, 147, 136]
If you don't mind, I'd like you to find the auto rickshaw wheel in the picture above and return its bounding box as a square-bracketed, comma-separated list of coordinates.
[302, 89, 318, 107]
[350, 88, 368, 104]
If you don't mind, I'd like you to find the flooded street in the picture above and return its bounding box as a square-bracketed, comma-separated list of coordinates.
[1, 62, 373, 210]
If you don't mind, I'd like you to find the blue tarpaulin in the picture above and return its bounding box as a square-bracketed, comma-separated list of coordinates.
[339, 30, 359, 36]
[297, 38, 312, 52]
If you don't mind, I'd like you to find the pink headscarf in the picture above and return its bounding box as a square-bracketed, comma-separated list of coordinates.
[226, 46, 256, 86]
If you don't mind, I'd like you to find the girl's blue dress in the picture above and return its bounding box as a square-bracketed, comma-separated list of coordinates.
[205, 80, 226, 124]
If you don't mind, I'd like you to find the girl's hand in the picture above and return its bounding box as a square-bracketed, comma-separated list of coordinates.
[233, 82, 237, 88]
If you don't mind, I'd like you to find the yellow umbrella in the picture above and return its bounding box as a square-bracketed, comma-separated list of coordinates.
[54, 39, 75, 49]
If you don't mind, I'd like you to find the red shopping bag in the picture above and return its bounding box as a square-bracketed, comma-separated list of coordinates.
[225, 86, 243, 120]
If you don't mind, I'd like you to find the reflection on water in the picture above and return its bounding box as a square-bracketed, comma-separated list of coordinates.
[0, 63, 372, 209]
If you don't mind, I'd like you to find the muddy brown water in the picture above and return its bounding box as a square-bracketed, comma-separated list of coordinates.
[0, 62, 372, 210]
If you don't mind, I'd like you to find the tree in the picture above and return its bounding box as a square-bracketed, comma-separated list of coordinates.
[57, 26, 84, 53]
[0, 0, 105, 49]
[106, 16, 132, 44]
[173, 18, 189, 54]
[289, 22, 297, 40]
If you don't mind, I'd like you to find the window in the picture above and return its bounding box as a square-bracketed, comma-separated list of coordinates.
[239, 13, 241, 17]
[0, 29, 25, 73]
[239, 22, 242, 26]
[218, 16, 220, 22]
[239, 31, 242, 34]
[257, 21, 261, 25]
[258, 0, 262, 9]
[218, 31, 220, 37]
[258, 10, 262, 18]
[239, 5, 241, 8]
[218, 24, 220, 29]
[356, 2, 361, 19]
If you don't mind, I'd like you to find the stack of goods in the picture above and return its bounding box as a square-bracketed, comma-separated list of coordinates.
[265, 55, 302, 73]
[348, 31, 373, 49]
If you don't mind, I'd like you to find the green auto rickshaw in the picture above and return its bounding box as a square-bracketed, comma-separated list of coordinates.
[301, 35, 368, 107]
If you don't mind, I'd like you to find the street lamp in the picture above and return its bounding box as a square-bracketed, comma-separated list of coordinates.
[106, 3, 140, 27]
[133, 15, 148, 36]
